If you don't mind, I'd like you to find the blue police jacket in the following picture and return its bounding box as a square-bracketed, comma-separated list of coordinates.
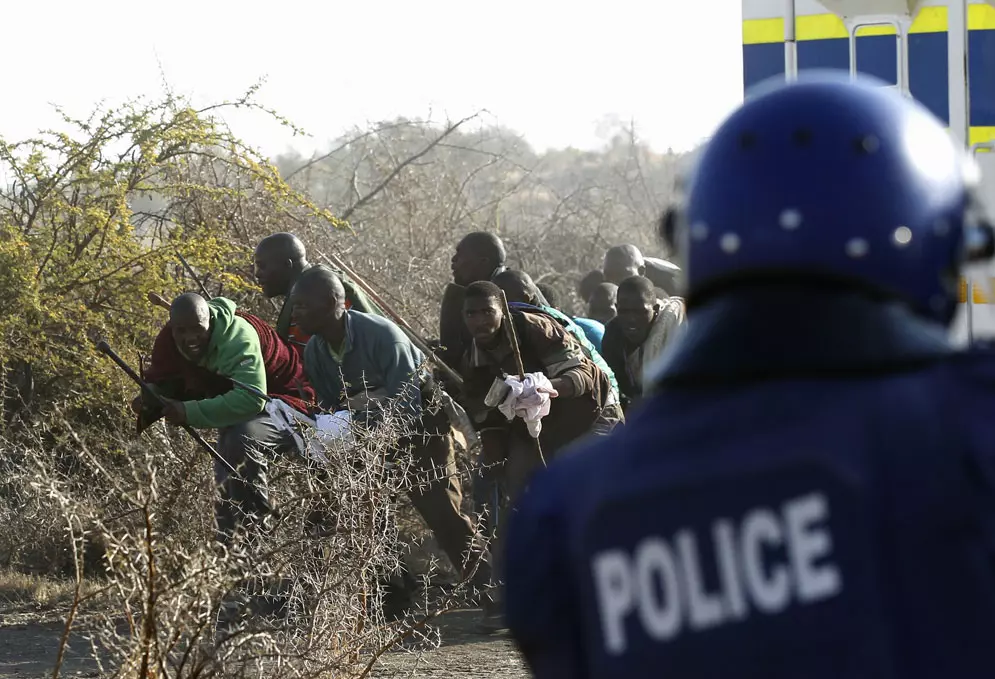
[504, 285, 995, 679]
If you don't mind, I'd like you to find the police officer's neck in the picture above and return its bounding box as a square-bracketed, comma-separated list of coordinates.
[652, 284, 954, 386]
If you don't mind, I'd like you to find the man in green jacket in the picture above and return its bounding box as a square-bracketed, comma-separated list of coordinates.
[136, 293, 314, 545]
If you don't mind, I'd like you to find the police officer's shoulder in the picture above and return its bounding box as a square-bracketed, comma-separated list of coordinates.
[541, 403, 660, 493]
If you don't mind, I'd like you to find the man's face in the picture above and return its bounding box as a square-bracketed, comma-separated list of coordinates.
[497, 278, 531, 305]
[172, 314, 211, 362]
[589, 288, 617, 325]
[254, 247, 294, 298]
[452, 242, 486, 287]
[603, 253, 642, 285]
[291, 282, 338, 337]
[464, 296, 504, 346]
[615, 291, 657, 345]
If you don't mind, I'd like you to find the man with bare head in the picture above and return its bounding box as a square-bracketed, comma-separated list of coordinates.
[588, 282, 618, 325]
[254, 233, 309, 300]
[493, 269, 618, 402]
[292, 265, 491, 621]
[169, 292, 213, 363]
[577, 270, 605, 305]
[134, 292, 314, 547]
[602, 244, 681, 295]
[602, 245, 646, 286]
[450, 232, 508, 287]
[601, 275, 686, 407]
[439, 231, 513, 370]
[254, 232, 378, 352]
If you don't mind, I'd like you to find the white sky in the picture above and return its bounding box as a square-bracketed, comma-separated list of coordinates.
[2, 0, 745, 158]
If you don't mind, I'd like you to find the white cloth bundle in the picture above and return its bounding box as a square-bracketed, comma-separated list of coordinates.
[496, 372, 559, 438]
[315, 410, 354, 445]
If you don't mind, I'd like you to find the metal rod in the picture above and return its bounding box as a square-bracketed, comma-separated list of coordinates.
[848, 18, 904, 87]
[784, 0, 797, 82]
[94, 339, 237, 475]
[949, 0, 970, 148]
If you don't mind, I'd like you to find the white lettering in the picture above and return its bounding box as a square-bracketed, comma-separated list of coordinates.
[714, 519, 748, 620]
[634, 538, 683, 642]
[592, 550, 635, 654]
[741, 508, 791, 613]
[785, 493, 842, 603]
[591, 491, 843, 654]
[676, 530, 725, 630]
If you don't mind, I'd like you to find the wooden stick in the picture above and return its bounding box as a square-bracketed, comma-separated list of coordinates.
[176, 253, 212, 298]
[499, 290, 546, 467]
[147, 291, 171, 311]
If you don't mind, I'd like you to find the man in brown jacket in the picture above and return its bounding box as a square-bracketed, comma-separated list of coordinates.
[458, 280, 621, 630]
[459, 281, 620, 500]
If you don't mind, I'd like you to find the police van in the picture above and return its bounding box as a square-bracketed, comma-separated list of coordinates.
[741, 0, 995, 343]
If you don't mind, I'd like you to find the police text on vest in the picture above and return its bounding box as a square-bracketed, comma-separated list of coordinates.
[591, 492, 842, 654]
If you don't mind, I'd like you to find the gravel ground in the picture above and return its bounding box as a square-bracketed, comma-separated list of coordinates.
[0, 609, 528, 678]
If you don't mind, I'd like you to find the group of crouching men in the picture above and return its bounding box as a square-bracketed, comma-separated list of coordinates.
[131, 230, 685, 637]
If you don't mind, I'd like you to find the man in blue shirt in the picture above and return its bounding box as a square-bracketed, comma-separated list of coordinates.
[292, 265, 491, 620]
[504, 73, 995, 678]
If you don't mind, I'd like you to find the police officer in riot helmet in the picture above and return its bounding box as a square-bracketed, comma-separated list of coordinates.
[503, 72, 995, 678]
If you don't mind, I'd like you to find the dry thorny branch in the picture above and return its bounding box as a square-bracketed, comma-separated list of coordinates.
[0, 388, 492, 678]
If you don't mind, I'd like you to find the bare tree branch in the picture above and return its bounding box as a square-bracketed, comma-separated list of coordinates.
[337, 112, 482, 223]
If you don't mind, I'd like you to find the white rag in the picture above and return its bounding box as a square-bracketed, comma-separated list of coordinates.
[315, 410, 355, 446]
[264, 399, 354, 466]
[497, 372, 559, 438]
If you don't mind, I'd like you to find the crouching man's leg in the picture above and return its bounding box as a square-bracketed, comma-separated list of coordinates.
[406, 423, 492, 590]
[213, 412, 299, 636]
[214, 412, 297, 547]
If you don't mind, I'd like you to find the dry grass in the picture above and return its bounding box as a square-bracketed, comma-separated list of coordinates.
[0, 571, 95, 608]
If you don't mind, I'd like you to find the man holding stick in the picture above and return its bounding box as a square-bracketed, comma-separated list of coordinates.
[460, 281, 620, 501]
[458, 281, 620, 628]
[290, 266, 492, 619]
[133, 293, 315, 547]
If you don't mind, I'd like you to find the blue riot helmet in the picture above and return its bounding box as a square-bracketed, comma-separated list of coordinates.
[668, 71, 994, 325]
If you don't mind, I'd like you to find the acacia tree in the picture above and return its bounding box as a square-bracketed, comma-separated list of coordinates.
[0, 94, 472, 677]
[0, 87, 345, 436]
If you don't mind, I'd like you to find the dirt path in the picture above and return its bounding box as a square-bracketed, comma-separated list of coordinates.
[0, 609, 528, 678]
[371, 610, 529, 678]
[0, 619, 98, 678]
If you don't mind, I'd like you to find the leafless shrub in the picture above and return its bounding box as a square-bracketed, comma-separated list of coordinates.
[277, 114, 688, 329]
[0, 387, 486, 677]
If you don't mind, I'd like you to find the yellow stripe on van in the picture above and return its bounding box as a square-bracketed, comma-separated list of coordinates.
[970, 127, 995, 151]
[970, 3, 995, 30]
[744, 6, 995, 46]
[959, 278, 995, 305]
